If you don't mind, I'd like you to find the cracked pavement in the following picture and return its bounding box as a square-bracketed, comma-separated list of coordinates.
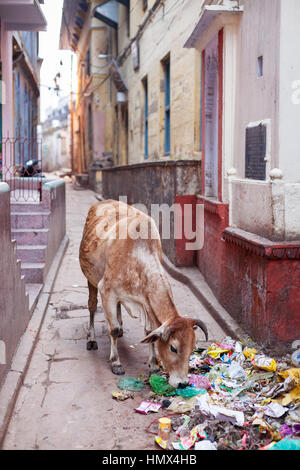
[2, 183, 225, 450]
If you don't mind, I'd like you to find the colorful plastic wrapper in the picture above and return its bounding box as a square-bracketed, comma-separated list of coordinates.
[155, 436, 168, 449]
[279, 423, 300, 437]
[207, 344, 231, 359]
[189, 374, 211, 390]
[134, 401, 162, 414]
[252, 354, 277, 372]
[243, 348, 257, 360]
[167, 396, 198, 413]
[112, 391, 134, 401]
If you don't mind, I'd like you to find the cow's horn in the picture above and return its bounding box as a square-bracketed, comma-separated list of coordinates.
[193, 319, 208, 341]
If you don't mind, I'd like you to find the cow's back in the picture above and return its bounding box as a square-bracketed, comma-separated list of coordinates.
[79, 200, 161, 289]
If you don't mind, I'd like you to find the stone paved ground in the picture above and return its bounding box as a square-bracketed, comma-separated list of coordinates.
[3, 183, 226, 450]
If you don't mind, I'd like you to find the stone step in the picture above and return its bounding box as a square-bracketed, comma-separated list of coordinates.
[11, 228, 49, 246]
[21, 263, 45, 284]
[17, 245, 47, 263]
[10, 202, 45, 213]
[11, 212, 50, 229]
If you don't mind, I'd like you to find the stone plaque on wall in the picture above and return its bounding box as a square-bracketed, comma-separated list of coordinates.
[245, 124, 266, 180]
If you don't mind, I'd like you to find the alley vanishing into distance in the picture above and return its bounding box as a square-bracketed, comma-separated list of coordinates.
[2, 182, 226, 450]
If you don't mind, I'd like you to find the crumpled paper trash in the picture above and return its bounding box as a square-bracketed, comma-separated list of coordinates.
[275, 368, 300, 405]
[196, 393, 245, 426]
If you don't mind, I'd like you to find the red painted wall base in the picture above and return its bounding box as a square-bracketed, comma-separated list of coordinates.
[196, 197, 300, 348]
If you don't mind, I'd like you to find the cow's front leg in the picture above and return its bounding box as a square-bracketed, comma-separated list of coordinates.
[101, 290, 125, 375]
[109, 328, 125, 375]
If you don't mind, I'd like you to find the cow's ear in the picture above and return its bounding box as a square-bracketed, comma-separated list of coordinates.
[140, 321, 171, 344]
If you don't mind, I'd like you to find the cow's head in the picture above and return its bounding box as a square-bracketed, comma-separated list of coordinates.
[141, 317, 208, 389]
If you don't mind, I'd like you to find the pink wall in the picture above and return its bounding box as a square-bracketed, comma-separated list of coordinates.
[1, 20, 13, 146]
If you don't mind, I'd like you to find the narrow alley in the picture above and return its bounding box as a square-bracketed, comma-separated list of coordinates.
[2, 182, 226, 450]
[0, 0, 299, 455]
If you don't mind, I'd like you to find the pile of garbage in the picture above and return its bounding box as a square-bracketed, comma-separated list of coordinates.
[115, 337, 300, 450]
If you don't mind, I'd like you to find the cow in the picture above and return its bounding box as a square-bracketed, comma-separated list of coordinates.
[79, 199, 208, 388]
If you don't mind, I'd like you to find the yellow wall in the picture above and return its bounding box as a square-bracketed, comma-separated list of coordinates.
[73, 1, 118, 171]
[117, 0, 204, 164]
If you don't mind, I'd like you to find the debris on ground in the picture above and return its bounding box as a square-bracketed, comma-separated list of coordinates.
[112, 391, 134, 401]
[137, 336, 300, 450]
[135, 401, 162, 414]
[117, 377, 145, 391]
[154, 417, 171, 449]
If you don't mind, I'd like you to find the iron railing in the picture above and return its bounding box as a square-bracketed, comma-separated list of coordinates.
[0, 137, 43, 203]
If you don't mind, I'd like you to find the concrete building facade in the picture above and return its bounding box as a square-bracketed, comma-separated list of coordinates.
[42, 95, 71, 172]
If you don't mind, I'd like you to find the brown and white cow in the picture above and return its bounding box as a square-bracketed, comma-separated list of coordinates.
[79, 199, 208, 388]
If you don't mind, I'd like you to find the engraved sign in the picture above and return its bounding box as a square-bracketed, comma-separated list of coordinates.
[245, 124, 266, 180]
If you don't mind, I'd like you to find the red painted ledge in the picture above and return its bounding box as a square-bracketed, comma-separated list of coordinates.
[223, 227, 300, 260]
[197, 196, 229, 220]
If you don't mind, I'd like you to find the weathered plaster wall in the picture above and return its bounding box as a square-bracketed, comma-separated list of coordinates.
[102, 160, 201, 265]
[41, 179, 66, 278]
[234, 0, 281, 177]
[0, 183, 29, 386]
[118, 0, 204, 164]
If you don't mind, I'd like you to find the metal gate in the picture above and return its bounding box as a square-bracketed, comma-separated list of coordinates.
[0, 137, 43, 203]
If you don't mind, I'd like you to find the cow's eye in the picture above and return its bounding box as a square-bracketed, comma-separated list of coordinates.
[170, 345, 177, 354]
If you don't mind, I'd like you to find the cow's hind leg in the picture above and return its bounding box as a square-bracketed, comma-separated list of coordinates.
[87, 281, 98, 350]
[101, 291, 125, 375]
[116, 302, 123, 337]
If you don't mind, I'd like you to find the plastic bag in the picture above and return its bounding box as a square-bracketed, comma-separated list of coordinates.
[176, 387, 207, 398]
[149, 374, 176, 396]
[243, 348, 257, 360]
[189, 374, 211, 390]
[167, 396, 198, 413]
[195, 440, 217, 450]
[292, 349, 300, 366]
[207, 364, 229, 381]
[207, 343, 231, 359]
[252, 354, 277, 372]
[228, 361, 247, 381]
[279, 424, 300, 437]
[267, 438, 300, 450]
[117, 377, 145, 391]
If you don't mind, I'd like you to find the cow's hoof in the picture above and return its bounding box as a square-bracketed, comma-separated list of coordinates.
[111, 364, 125, 375]
[87, 340, 98, 351]
[118, 328, 123, 338]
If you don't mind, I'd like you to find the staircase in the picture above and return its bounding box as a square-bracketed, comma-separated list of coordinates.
[10, 202, 50, 311]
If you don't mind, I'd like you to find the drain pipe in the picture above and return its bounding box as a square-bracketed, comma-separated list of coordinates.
[227, 167, 237, 226]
